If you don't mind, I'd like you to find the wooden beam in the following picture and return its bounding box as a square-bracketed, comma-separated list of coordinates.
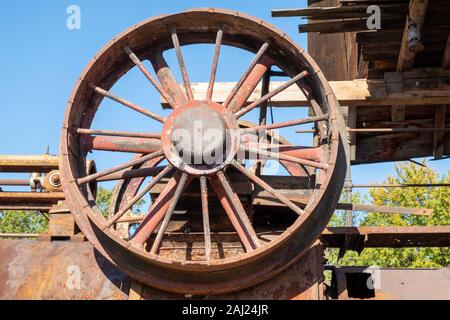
[272, 4, 407, 19]
[298, 17, 403, 34]
[322, 226, 450, 249]
[433, 105, 447, 159]
[397, 0, 429, 71]
[393, 0, 429, 122]
[167, 70, 450, 108]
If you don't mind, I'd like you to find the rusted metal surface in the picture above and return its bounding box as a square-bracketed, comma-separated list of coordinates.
[132, 242, 325, 300]
[0, 155, 59, 173]
[327, 266, 450, 300]
[59, 8, 346, 294]
[0, 240, 129, 300]
[0, 192, 64, 206]
[0, 239, 325, 300]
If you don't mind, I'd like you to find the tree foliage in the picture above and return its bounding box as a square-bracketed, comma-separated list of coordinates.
[0, 186, 146, 234]
[0, 210, 48, 234]
[327, 161, 450, 268]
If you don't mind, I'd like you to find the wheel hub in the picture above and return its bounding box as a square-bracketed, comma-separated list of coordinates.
[171, 105, 227, 165]
[161, 100, 239, 175]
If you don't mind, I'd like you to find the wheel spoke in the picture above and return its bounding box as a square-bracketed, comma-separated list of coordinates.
[206, 28, 224, 101]
[242, 146, 328, 170]
[239, 120, 307, 177]
[171, 28, 194, 101]
[241, 114, 329, 133]
[232, 160, 304, 216]
[243, 142, 324, 163]
[124, 46, 176, 109]
[77, 128, 161, 139]
[253, 70, 271, 175]
[150, 172, 189, 254]
[106, 164, 174, 228]
[235, 71, 309, 119]
[210, 172, 260, 251]
[224, 42, 270, 111]
[77, 150, 164, 185]
[150, 51, 188, 107]
[80, 135, 161, 154]
[90, 85, 165, 123]
[130, 174, 193, 247]
[200, 176, 212, 262]
[97, 165, 167, 182]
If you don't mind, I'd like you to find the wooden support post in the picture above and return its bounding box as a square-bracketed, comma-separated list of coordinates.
[393, 0, 429, 122]
[397, 0, 429, 71]
[38, 202, 85, 242]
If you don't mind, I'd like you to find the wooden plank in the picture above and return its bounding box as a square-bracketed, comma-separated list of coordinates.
[322, 226, 450, 249]
[169, 77, 450, 108]
[272, 4, 407, 18]
[433, 105, 447, 159]
[347, 106, 357, 161]
[397, 0, 429, 71]
[393, 0, 429, 121]
[299, 17, 403, 34]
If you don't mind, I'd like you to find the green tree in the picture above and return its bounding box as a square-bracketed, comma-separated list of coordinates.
[0, 210, 48, 234]
[326, 161, 450, 268]
[0, 186, 146, 233]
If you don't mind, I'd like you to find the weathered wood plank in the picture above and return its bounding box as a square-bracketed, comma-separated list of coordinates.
[272, 4, 407, 18]
[168, 76, 450, 108]
[298, 17, 403, 34]
[393, 0, 429, 121]
[397, 0, 429, 71]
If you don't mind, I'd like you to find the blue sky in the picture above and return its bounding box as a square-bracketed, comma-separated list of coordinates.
[0, 1, 448, 194]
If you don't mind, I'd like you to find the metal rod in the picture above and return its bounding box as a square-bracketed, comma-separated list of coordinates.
[242, 114, 329, 133]
[252, 69, 271, 176]
[124, 46, 176, 109]
[91, 85, 165, 123]
[214, 172, 260, 250]
[206, 28, 223, 101]
[352, 183, 450, 188]
[242, 146, 329, 170]
[77, 129, 161, 139]
[106, 164, 174, 228]
[232, 160, 304, 216]
[97, 165, 166, 182]
[348, 128, 450, 133]
[0, 179, 29, 186]
[150, 51, 188, 106]
[171, 28, 194, 101]
[77, 150, 164, 185]
[150, 172, 189, 254]
[0, 155, 59, 173]
[296, 129, 318, 134]
[200, 176, 212, 263]
[235, 71, 309, 118]
[223, 42, 270, 108]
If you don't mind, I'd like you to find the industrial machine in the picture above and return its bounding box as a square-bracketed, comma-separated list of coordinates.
[1, 6, 449, 300]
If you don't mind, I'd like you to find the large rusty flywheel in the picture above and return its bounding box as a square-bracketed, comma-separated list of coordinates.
[60, 8, 347, 294]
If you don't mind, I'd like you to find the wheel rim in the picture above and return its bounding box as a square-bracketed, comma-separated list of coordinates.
[60, 8, 347, 294]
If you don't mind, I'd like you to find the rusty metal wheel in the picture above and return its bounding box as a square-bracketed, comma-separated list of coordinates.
[60, 8, 347, 294]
